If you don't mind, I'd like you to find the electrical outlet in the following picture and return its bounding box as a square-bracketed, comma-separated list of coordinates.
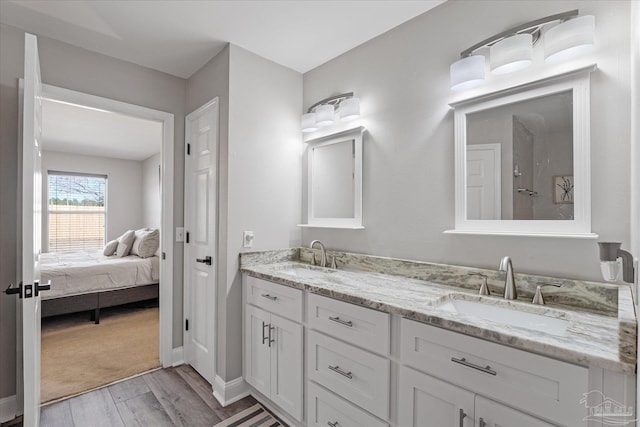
[176, 227, 185, 242]
[243, 231, 254, 248]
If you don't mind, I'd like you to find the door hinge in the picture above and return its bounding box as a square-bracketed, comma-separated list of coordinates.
[186, 231, 190, 244]
[187, 143, 191, 155]
[162, 252, 166, 260]
[185, 319, 189, 331]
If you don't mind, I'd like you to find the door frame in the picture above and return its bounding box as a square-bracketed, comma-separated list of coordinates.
[183, 97, 219, 382]
[19, 83, 176, 373]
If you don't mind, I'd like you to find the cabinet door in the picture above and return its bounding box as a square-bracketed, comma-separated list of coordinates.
[399, 366, 475, 427]
[244, 304, 271, 397]
[475, 396, 557, 427]
[270, 313, 303, 421]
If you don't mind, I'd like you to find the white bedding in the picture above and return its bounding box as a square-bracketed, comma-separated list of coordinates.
[40, 250, 159, 299]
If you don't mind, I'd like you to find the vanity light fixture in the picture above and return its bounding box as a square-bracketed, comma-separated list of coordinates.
[301, 92, 360, 132]
[450, 10, 595, 90]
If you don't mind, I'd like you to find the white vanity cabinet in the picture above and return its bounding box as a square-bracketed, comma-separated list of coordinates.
[400, 318, 588, 426]
[243, 277, 303, 421]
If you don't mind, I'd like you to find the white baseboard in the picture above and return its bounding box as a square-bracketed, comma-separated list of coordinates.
[171, 346, 184, 367]
[213, 375, 249, 407]
[0, 395, 17, 423]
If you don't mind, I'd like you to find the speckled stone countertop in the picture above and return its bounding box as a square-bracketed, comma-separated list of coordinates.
[240, 249, 637, 375]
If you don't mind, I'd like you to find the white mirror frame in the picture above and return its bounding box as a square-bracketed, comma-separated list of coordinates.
[446, 66, 598, 238]
[300, 126, 364, 229]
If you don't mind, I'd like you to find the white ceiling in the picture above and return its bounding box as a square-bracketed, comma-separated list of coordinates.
[0, 0, 445, 78]
[42, 99, 162, 161]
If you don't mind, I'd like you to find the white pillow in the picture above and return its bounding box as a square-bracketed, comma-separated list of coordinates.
[116, 230, 135, 257]
[131, 228, 160, 258]
[103, 239, 118, 256]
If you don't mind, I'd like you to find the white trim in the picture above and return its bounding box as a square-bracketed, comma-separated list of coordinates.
[171, 346, 184, 367]
[213, 375, 250, 407]
[38, 84, 175, 368]
[443, 229, 599, 239]
[450, 67, 594, 237]
[0, 395, 17, 423]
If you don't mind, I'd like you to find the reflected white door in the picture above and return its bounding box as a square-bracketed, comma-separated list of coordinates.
[466, 144, 501, 220]
[21, 32, 44, 427]
[184, 98, 218, 384]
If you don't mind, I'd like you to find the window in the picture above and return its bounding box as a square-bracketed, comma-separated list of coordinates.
[48, 172, 107, 252]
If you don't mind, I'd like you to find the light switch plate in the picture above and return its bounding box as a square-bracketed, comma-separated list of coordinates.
[176, 227, 185, 242]
[243, 231, 254, 248]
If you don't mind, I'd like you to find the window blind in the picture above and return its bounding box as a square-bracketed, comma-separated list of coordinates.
[48, 172, 107, 252]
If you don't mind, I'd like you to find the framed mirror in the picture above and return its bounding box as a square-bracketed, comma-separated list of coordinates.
[301, 126, 364, 228]
[447, 66, 597, 238]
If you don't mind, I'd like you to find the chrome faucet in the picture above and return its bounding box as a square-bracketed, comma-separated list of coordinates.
[498, 256, 517, 300]
[310, 240, 327, 267]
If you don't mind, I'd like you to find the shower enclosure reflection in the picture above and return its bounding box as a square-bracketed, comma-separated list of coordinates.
[466, 91, 574, 221]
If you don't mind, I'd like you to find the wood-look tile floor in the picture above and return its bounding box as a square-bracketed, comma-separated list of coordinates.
[39, 365, 258, 427]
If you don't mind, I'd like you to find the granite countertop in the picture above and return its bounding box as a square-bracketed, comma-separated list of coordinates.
[241, 257, 637, 375]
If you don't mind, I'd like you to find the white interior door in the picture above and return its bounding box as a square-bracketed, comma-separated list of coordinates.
[466, 144, 501, 220]
[184, 98, 218, 385]
[21, 32, 44, 427]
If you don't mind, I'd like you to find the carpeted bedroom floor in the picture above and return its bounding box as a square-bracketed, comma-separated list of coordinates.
[41, 303, 160, 403]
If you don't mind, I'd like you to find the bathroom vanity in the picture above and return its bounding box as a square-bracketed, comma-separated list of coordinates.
[240, 248, 636, 427]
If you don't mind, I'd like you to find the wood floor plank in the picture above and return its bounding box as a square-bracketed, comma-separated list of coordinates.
[115, 391, 174, 427]
[108, 375, 151, 403]
[143, 367, 221, 426]
[174, 364, 219, 411]
[40, 400, 74, 427]
[68, 387, 124, 427]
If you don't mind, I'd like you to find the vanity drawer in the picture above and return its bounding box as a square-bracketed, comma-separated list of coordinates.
[307, 381, 389, 427]
[400, 318, 588, 426]
[245, 276, 302, 322]
[308, 330, 390, 420]
[308, 293, 390, 355]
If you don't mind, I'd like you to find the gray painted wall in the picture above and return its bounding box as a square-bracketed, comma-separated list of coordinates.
[0, 23, 186, 399]
[185, 44, 302, 382]
[302, 0, 632, 282]
[142, 152, 162, 232]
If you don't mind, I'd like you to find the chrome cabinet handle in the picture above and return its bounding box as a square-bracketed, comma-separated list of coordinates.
[459, 409, 466, 427]
[451, 357, 497, 376]
[327, 422, 339, 427]
[261, 293, 277, 301]
[328, 316, 353, 327]
[268, 324, 275, 347]
[479, 418, 486, 427]
[262, 322, 269, 345]
[328, 365, 352, 379]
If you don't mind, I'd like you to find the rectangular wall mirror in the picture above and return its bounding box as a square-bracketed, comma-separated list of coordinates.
[447, 66, 597, 238]
[301, 126, 364, 228]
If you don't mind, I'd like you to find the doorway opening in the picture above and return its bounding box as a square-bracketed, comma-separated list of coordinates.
[35, 84, 175, 403]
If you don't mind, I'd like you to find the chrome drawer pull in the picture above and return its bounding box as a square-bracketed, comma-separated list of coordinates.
[262, 322, 269, 345]
[327, 422, 339, 427]
[328, 365, 353, 379]
[261, 293, 277, 301]
[479, 418, 486, 427]
[328, 316, 353, 327]
[268, 324, 275, 347]
[451, 357, 497, 376]
[459, 409, 466, 427]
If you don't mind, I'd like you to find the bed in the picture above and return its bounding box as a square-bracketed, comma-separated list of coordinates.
[40, 250, 159, 324]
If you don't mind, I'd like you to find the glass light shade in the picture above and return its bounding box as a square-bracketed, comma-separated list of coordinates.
[450, 55, 485, 91]
[339, 97, 360, 121]
[490, 33, 533, 74]
[544, 15, 595, 63]
[301, 113, 318, 133]
[315, 104, 335, 127]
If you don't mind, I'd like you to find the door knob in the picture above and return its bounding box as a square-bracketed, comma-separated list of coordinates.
[196, 256, 212, 265]
[4, 282, 23, 298]
[35, 280, 51, 296]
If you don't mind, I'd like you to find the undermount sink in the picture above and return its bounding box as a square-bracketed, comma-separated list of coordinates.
[278, 266, 333, 279]
[437, 294, 569, 336]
